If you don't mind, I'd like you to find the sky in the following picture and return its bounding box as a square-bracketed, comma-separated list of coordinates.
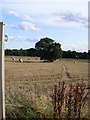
[0, 0, 89, 52]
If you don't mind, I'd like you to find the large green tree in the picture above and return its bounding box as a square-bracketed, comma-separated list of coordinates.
[35, 37, 62, 62]
[27, 48, 39, 57]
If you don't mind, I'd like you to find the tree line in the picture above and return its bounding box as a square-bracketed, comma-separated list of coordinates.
[5, 37, 89, 61]
[5, 49, 88, 58]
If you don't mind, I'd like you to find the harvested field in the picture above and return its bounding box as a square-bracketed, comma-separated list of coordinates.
[5, 56, 89, 119]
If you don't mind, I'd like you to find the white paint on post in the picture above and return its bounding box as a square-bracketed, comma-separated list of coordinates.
[0, 22, 5, 120]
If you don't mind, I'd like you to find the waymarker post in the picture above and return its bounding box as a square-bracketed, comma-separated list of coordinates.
[0, 22, 5, 120]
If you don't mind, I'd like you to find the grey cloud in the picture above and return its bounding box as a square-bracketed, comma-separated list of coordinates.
[19, 22, 40, 32]
[52, 11, 88, 28]
[10, 22, 40, 32]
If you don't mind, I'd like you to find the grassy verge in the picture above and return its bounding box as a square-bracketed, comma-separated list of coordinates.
[6, 82, 89, 119]
[6, 89, 54, 119]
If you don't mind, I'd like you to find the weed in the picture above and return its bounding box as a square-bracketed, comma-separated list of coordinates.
[51, 81, 88, 119]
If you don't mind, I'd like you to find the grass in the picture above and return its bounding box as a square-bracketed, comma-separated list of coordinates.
[5, 56, 89, 119]
[6, 92, 43, 119]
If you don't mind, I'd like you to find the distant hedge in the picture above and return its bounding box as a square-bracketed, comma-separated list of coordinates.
[5, 48, 88, 59]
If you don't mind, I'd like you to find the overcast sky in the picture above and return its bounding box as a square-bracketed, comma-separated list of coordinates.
[0, 0, 89, 52]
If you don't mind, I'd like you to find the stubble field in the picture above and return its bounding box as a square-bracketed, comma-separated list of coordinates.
[5, 56, 89, 119]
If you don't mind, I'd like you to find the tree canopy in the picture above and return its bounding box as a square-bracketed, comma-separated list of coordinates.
[5, 37, 88, 60]
[35, 37, 62, 62]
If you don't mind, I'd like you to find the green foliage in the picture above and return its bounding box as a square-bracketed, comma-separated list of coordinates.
[5, 48, 39, 57]
[27, 48, 39, 57]
[5, 49, 13, 56]
[5, 40, 88, 59]
[63, 50, 77, 58]
[35, 37, 62, 62]
[62, 50, 88, 59]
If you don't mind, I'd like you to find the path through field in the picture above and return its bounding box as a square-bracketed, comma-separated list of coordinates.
[61, 65, 71, 81]
[5, 57, 89, 118]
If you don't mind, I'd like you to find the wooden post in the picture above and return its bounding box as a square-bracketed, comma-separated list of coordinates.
[88, 2, 90, 118]
[0, 22, 5, 120]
